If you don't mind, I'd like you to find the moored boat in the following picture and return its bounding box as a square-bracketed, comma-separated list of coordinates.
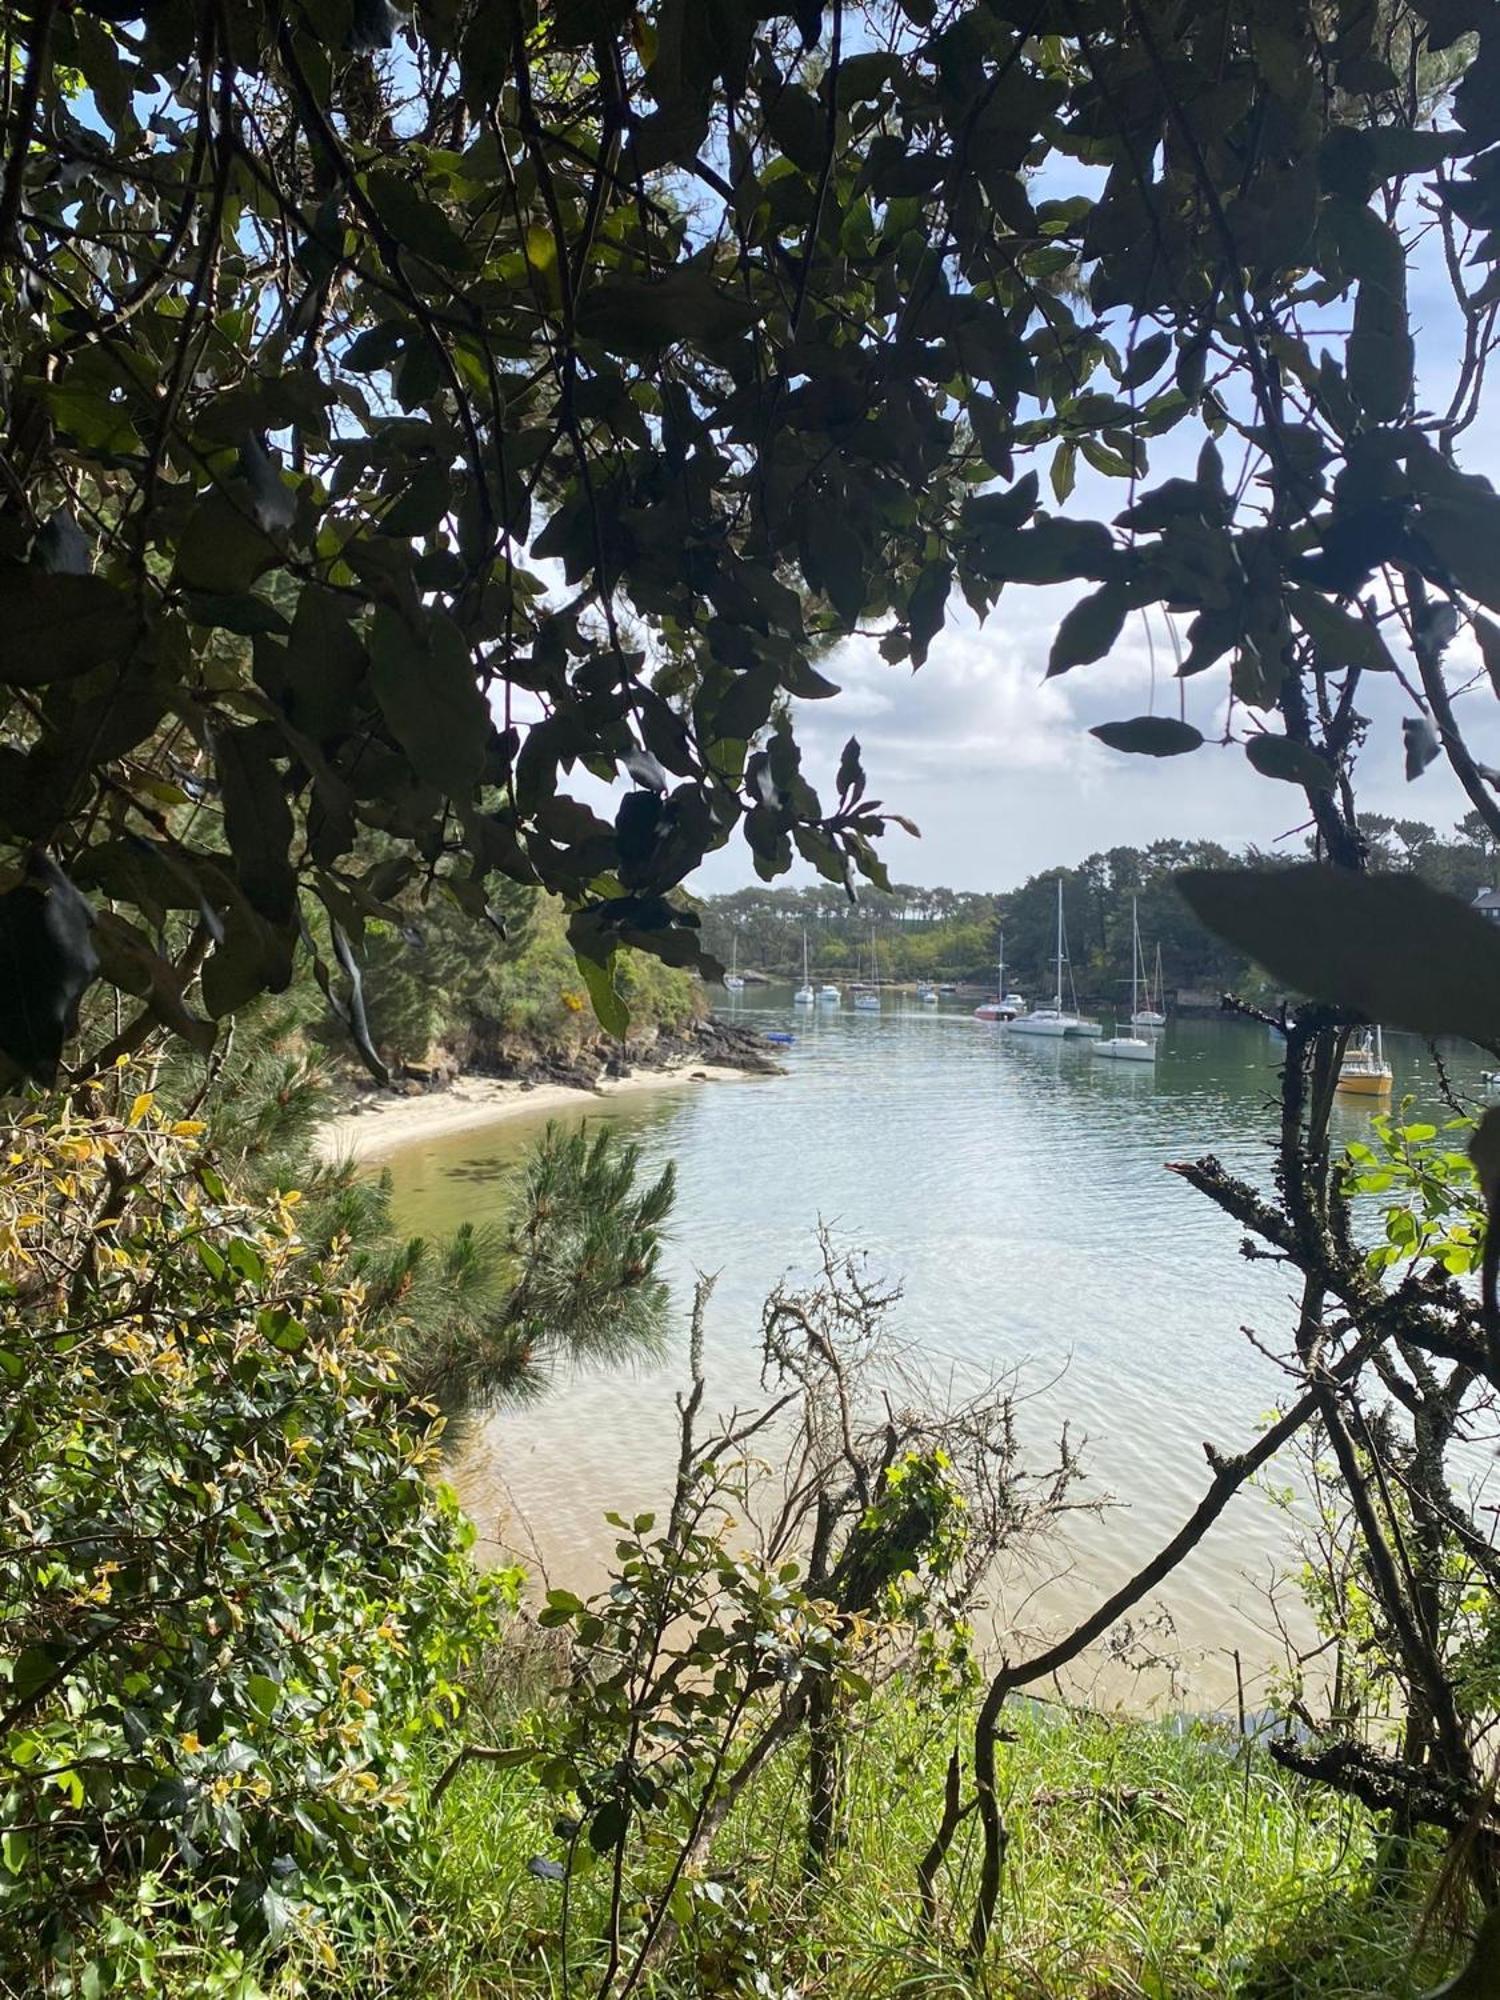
[794, 928, 815, 1006]
[974, 930, 1025, 1022]
[1012, 882, 1092, 1036]
[1131, 918, 1167, 1028]
[1091, 907, 1158, 1063]
[1335, 1026, 1392, 1097]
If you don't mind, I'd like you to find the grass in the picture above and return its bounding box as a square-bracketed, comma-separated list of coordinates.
[240, 1693, 1459, 2000]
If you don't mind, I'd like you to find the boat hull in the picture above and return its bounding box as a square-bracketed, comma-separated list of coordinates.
[1093, 1038, 1156, 1062]
[1010, 1017, 1072, 1037]
[1335, 1070, 1392, 1096]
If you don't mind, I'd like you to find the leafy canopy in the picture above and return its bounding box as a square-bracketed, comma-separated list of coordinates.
[2, 0, 1499, 1066]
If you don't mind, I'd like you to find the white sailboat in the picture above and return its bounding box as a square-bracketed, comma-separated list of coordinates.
[974, 929, 1025, 1022]
[818, 982, 842, 1004]
[794, 928, 815, 1005]
[1011, 882, 1087, 1037]
[1092, 899, 1158, 1063]
[724, 931, 745, 992]
[1131, 920, 1166, 1028]
[853, 923, 881, 1009]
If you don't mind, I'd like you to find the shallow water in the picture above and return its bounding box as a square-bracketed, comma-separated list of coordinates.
[383, 999, 1496, 1706]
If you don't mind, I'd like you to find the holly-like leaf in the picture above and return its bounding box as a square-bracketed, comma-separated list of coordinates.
[1346, 212, 1413, 421]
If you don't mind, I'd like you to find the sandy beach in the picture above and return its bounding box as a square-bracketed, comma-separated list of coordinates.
[316, 1060, 760, 1166]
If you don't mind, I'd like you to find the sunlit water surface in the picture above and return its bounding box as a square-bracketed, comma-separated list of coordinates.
[381, 999, 1499, 1706]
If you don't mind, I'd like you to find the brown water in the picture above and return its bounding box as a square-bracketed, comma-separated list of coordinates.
[382, 1000, 1499, 1708]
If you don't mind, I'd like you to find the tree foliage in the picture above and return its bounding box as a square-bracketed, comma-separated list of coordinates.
[5, 0, 1499, 1074]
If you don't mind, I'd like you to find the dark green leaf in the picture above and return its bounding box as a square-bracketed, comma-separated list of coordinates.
[216, 728, 297, 926]
[1287, 589, 1397, 671]
[1119, 330, 1171, 390]
[1177, 866, 1500, 1044]
[1091, 716, 1203, 757]
[368, 606, 489, 797]
[1474, 614, 1500, 697]
[173, 492, 278, 596]
[1415, 495, 1500, 612]
[0, 570, 136, 684]
[1345, 212, 1412, 421]
[574, 950, 630, 1037]
[364, 169, 475, 271]
[1048, 583, 1128, 677]
[1245, 735, 1335, 792]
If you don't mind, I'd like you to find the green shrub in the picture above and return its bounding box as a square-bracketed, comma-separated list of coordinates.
[0, 1084, 510, 1992]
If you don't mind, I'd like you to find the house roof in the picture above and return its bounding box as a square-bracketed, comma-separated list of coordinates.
[1472, 888, 1500, 911]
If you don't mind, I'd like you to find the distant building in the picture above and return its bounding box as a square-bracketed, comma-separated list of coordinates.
[1472, 888, 1500, 923]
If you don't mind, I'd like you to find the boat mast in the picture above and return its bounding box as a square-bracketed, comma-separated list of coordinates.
[1054, 877, 1064, 1010]
[998, 926, 1005, 1003]
[1130, 894, 1141, 1019]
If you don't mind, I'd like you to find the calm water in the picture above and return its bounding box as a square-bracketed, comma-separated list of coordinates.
[383, 999, 1497, 1705]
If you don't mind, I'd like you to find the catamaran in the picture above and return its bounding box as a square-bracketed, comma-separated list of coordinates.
[974, 929, 1026, 1022]
[1011, 881, 1095, 1037]
[1092, 897, 1158, 1063]
[794, 929, 815, 1006]
[724, 932, 745, 992]
[1131, 918, 1167, 1028]
[1335, 1025, 1392, 1096]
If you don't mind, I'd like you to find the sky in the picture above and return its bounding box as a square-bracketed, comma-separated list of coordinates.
[689, 181, 1500, 899]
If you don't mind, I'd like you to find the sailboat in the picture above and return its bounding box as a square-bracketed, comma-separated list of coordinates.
[1011, 882, 1088, 1037]
[794, 930, 815, 1006]
[1335, 1025, 1393, 1096]
[974, 929, 1026, 1022]
[1092, 900, 1158, 1063]
[854, 924, 881, 1009]
[723, 932, 745, 992]
[1131, 920, 1167, 1028]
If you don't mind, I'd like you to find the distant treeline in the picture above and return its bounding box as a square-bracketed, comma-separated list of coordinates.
[699, 813, 1500, 1007]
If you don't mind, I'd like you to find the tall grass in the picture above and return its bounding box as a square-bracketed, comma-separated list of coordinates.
[238, 1694, 1456, 1999]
